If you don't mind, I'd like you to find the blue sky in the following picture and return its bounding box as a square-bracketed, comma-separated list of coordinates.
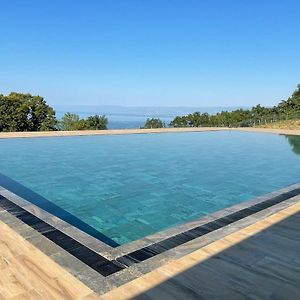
[1, 0, 299, 107]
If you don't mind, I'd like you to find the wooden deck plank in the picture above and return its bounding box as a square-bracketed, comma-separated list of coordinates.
[0, 220, 97, 300]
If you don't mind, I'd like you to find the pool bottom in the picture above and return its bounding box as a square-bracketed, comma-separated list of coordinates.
[0, 172, 120, 247]
[1, 131, 300, 245]
[1, 182, 300, 280]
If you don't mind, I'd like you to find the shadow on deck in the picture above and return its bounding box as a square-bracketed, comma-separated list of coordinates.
[133, 211, 300, 300]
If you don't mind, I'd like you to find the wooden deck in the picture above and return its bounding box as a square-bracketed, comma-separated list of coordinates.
[1, 202, 299, 299]
[0, 219, 94, 299]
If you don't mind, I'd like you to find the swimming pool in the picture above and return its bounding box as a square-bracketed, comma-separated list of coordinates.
[0, 131, 300, 245]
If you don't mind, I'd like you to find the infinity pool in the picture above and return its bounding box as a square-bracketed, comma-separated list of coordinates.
[0, 131, 300, 245]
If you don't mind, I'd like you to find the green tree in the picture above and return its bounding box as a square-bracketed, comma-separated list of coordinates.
[142, 118, 166, 129]
[170, 116, 189, 127]
[59, 113, 108, 130]
[58, 113, 85, 130]
[0, 93, 57, 131]
[170, 84, 300, 128]
[84, 115, 108, 130]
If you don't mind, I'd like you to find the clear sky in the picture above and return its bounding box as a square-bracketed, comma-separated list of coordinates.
[1, 0, 299, 107]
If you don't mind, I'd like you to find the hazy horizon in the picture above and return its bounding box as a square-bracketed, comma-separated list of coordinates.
[54, 104, 250, 116]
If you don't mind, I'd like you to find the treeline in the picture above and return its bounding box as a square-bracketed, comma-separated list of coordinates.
[1, 84, 300, 132]
[170, 84, 300, 128]
[0, 93, 107, 132]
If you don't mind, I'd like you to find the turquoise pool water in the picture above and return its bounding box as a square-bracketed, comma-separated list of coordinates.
[0, 131, 300, 245]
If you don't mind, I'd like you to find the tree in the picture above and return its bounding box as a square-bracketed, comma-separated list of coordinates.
[170, 116, 189, 127]
[0, 93, 57, 132]
[59, 113, 83, 130]
[58, 113, 108, 130]
[142, 118, 166, 129]
[170, 84, 300, 128]
[84, 115, 108, 130]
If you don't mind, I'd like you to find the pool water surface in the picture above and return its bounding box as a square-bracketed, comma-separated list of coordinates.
[0, 131, 300, 245]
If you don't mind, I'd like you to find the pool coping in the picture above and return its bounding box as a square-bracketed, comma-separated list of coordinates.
[0, 127, 300, 139]
[1, 183, 300, 294]
[2, 182, 300, 260]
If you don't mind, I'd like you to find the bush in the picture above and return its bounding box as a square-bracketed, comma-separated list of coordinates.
[142, 118, 166, 129]
[58, 113, 108, 130]
[85, 115, 108, 130]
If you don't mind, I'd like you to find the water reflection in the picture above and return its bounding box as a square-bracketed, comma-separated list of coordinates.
[285, 135, 300, 155]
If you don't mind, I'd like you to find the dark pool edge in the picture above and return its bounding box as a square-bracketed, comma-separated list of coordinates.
[1, 184, 300, 295]
[2, 182, 300, 260]
[0, 187, 115, 257]
[114, 188, 300, 266]
[110, 181, 300, 258]
[0, 172, 119, 248]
